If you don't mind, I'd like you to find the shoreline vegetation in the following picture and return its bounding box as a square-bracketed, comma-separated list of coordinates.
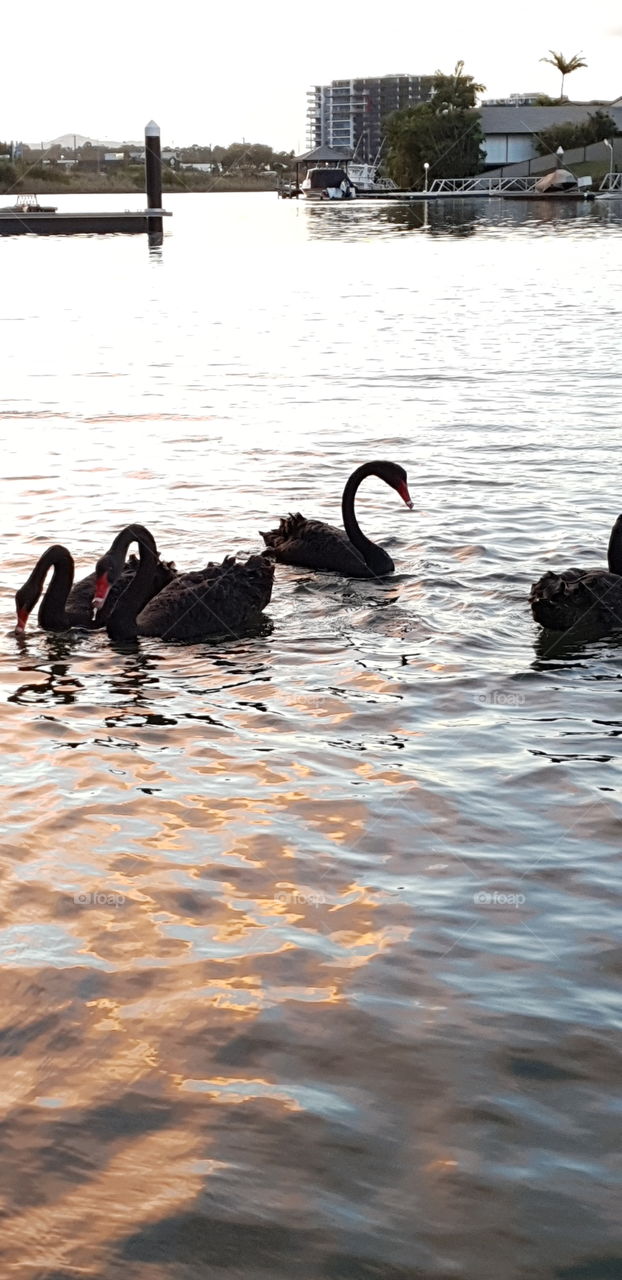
[0, 139, 295, 198]
[1, 162, 616, 197]
[0, 169, 282, 197]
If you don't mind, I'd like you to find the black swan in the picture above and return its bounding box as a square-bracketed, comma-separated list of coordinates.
[530, 514, 622, 633]
[260, 460, 413, 578]
[92, 524, 274, 642]
[15, 539, 176, 633]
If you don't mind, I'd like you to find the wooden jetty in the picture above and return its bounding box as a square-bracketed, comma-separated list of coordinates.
[0, 122, 170, 237]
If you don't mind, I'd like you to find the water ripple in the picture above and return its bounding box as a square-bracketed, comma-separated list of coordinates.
[0, 194, 621, 1278]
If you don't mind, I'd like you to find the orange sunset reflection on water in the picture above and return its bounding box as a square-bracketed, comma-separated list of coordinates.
[0, 194, 621, 1277]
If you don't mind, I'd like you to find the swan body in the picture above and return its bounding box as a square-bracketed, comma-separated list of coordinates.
[132, 556, 273, 641]
[262, 512, 380, 576]
[261, 460, 412, 579]
[530, 515, 622, 633]
[15, 542, 175, 633]
[94, 525, 274, 642]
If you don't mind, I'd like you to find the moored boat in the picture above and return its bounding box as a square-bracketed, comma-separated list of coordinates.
[503, 168, 593, 201]
[346, 162, 397, 194]
[301, 168, 356, 200]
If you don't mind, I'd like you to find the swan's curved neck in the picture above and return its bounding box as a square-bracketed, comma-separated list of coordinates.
[341, 464, 393, 574]
[35, 546, 75, 630]
[608, 516, 622, 574]
[105, 525, 158, 640]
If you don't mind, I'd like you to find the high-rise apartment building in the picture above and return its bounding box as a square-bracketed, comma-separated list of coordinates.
[306, 75, 434, 160]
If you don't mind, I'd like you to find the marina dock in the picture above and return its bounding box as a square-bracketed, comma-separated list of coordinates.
[0, 209, 167, 234]
[0, 122, 170, 237]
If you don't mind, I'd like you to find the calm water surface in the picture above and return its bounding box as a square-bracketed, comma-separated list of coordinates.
[1, 193, 621, 1279]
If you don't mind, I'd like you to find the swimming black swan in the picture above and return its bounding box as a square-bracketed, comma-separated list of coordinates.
[530, 514, 622, 633]
[260, 460, 413, 578]
[14, 539, 176, 633]
[93, 523, 274, 642]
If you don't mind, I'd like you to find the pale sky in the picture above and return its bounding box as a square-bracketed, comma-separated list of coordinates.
[3, 0, 621, 150]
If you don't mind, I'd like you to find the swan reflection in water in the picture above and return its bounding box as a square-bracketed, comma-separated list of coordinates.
[9, 634, 87, 706]
[531, 624, 622, 669]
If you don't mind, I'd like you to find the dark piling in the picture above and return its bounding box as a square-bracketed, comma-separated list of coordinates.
[145, 120, 163, 240]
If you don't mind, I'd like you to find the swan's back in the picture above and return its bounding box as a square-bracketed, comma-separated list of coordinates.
[261, 513, 377, 577]
[530, 567, 622, 633]
[136, 554, 274, 640]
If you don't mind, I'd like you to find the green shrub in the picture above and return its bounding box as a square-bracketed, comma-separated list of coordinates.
[535, 110, 617, 155]
[0, 161, 17, 190]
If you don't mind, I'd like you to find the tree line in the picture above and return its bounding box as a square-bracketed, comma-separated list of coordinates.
[0, 138, 298, 194]
[182, 143, 294, 173]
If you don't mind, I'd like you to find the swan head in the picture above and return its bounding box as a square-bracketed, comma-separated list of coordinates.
[91, 552, 117, 618]
[373, 461, 413, 510]
[14, 595, 30, 634]
[15, 579, 39, 633]
[91, 525, 160, 621]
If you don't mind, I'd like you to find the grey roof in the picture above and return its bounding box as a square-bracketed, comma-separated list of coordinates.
[296, 144, 354, 162]
[481, 104, 622, 135]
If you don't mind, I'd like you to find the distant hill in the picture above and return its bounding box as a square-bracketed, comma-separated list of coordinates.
[28, 134, 142, 150]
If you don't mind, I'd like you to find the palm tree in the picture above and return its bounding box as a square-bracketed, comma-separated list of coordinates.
[540, 51, 587, 101]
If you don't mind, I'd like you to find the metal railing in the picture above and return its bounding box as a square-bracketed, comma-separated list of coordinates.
[599, 172, 622, 191]
[428, 175, 541, 194]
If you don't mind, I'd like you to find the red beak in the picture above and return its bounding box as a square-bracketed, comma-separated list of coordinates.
[396, 480, 414, 509]
[92, 573, 111, 614]
[15, 607, 29, 634]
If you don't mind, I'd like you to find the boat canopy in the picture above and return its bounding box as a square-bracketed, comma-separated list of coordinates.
[306, 168, 350, 189]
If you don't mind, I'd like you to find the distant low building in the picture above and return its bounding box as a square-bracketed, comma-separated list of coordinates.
[307, 74, 434, 161]
[480, 103, 622, 166]
[482, 93, 545, 106]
